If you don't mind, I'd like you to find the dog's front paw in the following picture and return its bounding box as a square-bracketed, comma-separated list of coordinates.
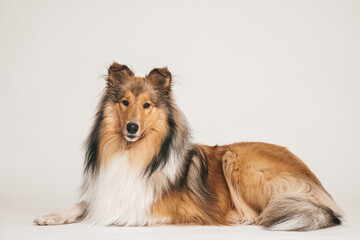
[34, 213, 72, 225]
[34, 202, 86, 226]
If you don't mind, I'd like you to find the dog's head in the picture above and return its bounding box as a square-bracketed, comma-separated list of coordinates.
[104, 62, 173, 143]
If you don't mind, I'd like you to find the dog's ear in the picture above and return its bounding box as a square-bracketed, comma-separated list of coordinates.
[147, 67, 172, 91]
[107, 62, 133, 86]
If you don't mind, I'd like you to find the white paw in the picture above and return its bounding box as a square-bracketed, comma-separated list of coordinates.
[34, 213, 71, 225]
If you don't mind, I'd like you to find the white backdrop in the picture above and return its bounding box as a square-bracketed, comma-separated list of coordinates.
[0, 0, 359, 239]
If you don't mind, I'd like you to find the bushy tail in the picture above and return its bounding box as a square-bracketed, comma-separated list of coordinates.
[258, 194, 342, 231]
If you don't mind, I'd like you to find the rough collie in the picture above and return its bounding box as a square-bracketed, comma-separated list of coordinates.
[34, 63, 343, 231]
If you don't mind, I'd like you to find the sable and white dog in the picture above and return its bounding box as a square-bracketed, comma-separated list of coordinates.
[34, 63, 343, 231]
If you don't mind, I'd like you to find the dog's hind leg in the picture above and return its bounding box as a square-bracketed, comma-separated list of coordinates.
[34, 201, 87, 225]
[222, 151, 258, 225]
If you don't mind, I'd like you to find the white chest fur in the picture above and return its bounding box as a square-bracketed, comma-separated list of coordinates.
[81, 152, 169, 226]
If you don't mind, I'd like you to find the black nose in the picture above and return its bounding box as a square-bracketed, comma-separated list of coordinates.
[126, 122, 139, 134]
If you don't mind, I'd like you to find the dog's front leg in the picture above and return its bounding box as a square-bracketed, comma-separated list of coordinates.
[34, 201, 86, 225]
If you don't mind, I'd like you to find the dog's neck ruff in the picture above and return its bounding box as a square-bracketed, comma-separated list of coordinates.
[81, 138, 191, 226]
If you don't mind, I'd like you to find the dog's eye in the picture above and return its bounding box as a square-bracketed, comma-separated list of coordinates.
[143, 103, 150, 109]
[122, 100, 129, 106]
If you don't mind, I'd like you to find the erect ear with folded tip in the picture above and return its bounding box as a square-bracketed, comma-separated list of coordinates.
[147, 67, 172, 91]
[107, 62, 133, 86]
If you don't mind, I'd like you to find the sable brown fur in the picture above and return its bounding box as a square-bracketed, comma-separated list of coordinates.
[34, 62, 343, 231]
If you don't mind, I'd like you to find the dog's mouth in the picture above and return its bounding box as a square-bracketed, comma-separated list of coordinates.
[125, 131, 145, 142]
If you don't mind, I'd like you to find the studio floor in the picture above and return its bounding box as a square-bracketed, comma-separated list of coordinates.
[1, 207, 359, 240]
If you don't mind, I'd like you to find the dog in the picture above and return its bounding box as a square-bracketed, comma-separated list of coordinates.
[34, 63, 343, 231]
